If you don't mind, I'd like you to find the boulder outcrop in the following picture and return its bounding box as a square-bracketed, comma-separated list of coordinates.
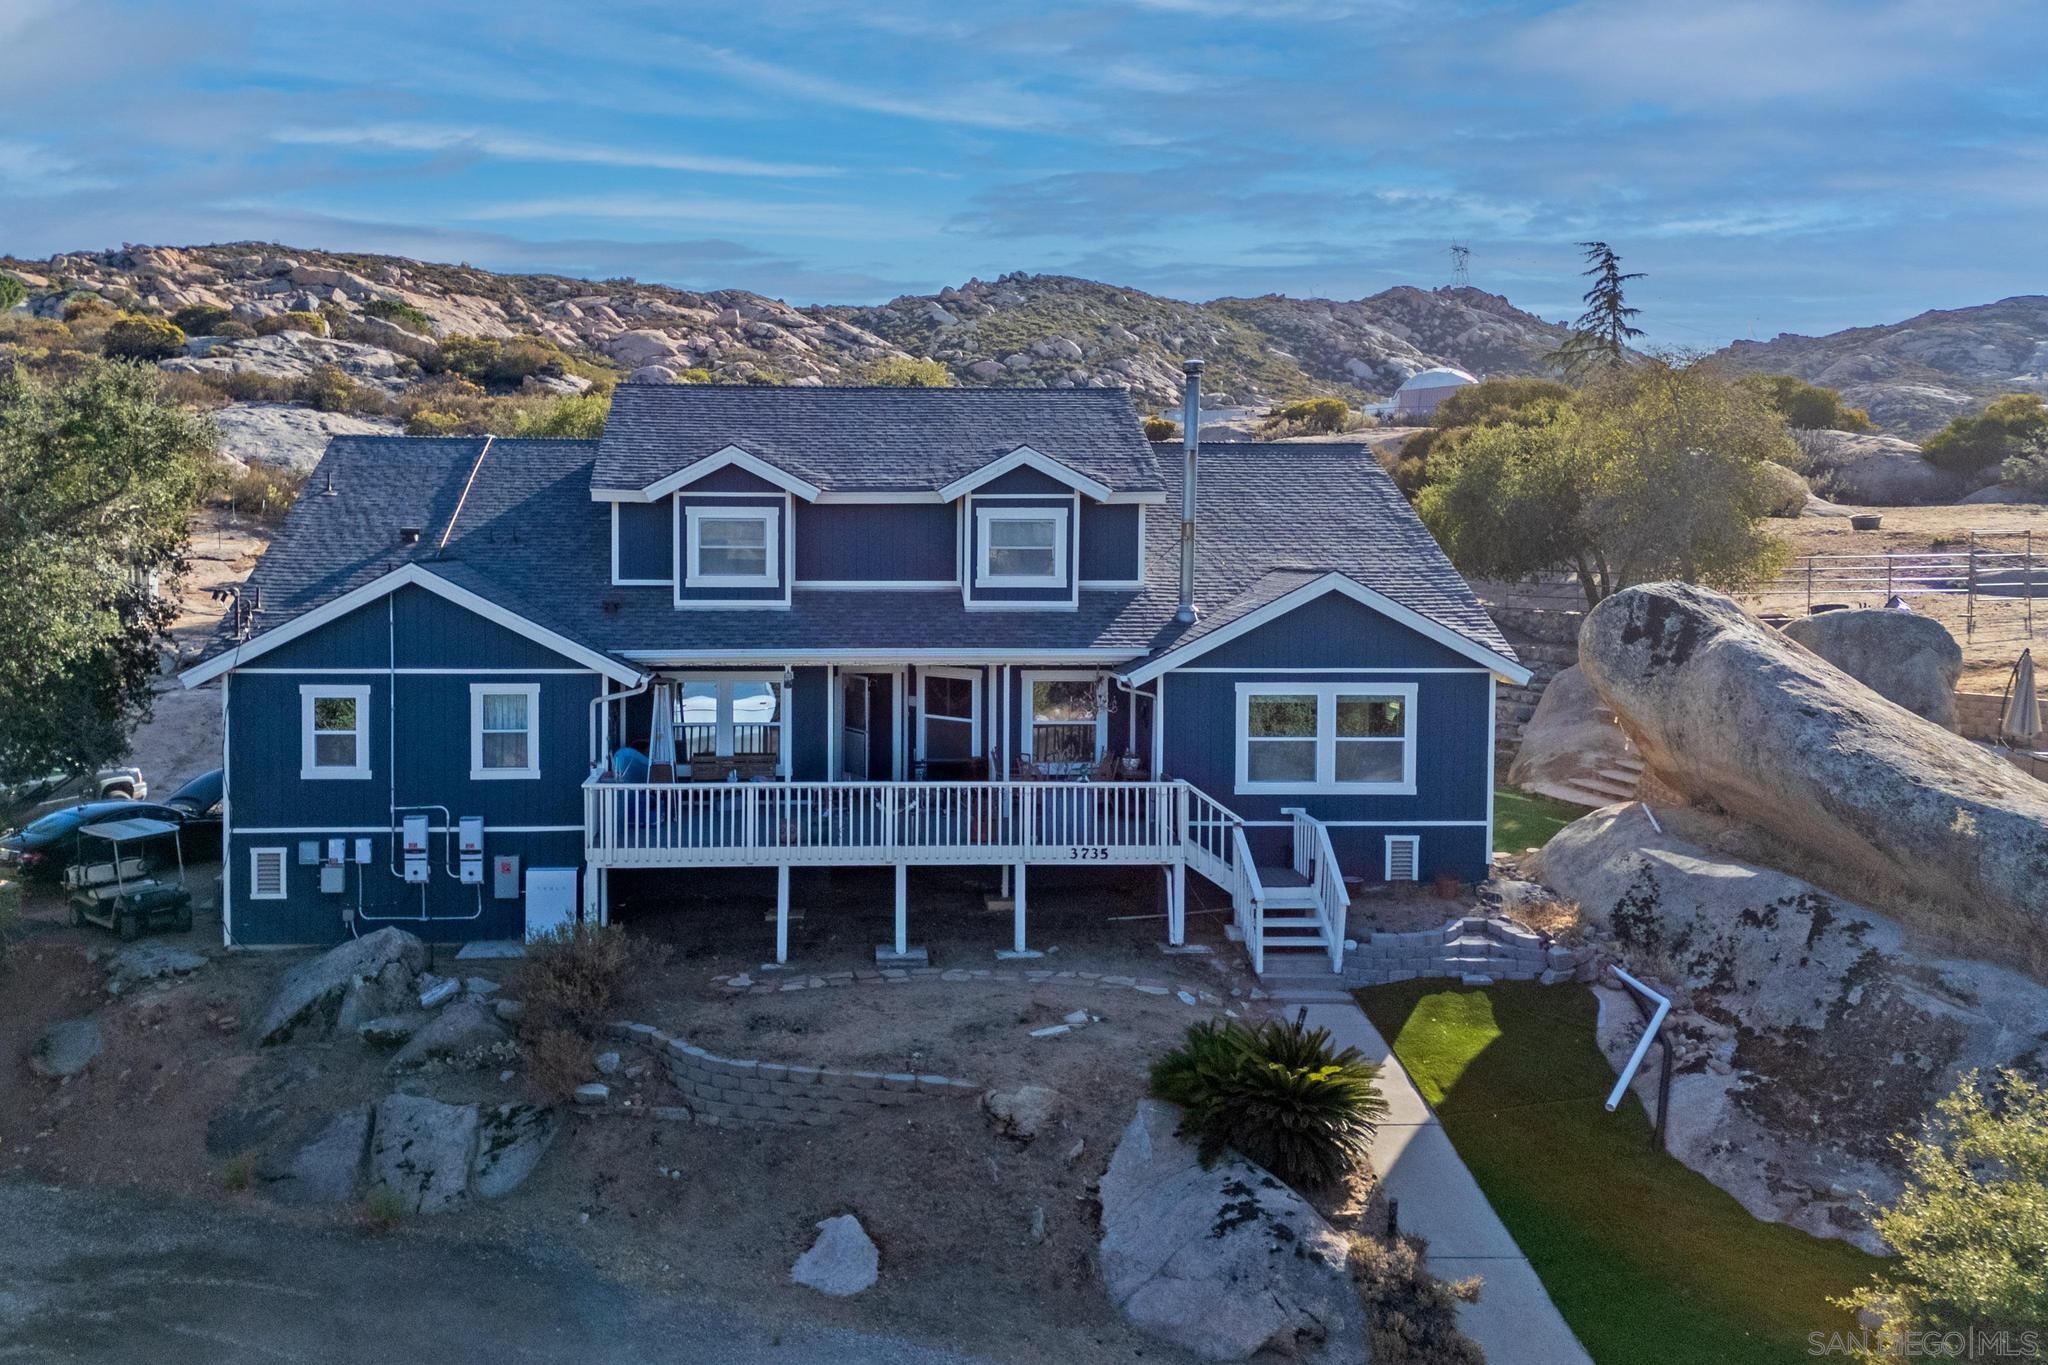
[1506, 664, 1638, 807]
[257, 928, 426, 1044]
[1579, 583, 2048, 946]
[1536, 803, 2048, 1251]
[1791, 430, 1965, 505]
[1098, 1100, 1364, 1363]
[1780, 608, 1963, 729]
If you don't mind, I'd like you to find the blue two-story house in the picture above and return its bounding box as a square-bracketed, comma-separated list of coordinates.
[181, 363, 1527, 973]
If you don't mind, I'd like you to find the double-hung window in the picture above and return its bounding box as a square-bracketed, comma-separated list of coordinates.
[300, 685, 370, 780]
[686, 507, 778, 588]
[1235, 682, 1416, 794]
[975, 507, 1067, 588]
[471, 683, 541, 779]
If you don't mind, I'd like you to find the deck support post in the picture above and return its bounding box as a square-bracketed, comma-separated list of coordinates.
[1000, 865, 1011, 899]
[597, 865, 610, 927]
[1168, 859, 1186, 946]
[894, 863, 908, 957]
[1012, 863, 1028, 953]
[774, 864, 790, 965]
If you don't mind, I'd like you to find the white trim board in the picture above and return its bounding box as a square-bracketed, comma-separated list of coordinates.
[594, 487, 1167, 506]
[470, 681, 542, 781]
[630, 446, 822, 503]
[233, 824, 585, 835]
[937, 446, 1113, 503]
[300, 684, 371, 781]
[179, 564, 645, 688]
[618, 648, 1133, 664]
[974, 504, 1070, 590]
[1118, 572, 1531, 687]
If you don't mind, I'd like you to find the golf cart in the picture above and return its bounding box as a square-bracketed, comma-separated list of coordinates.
[64, 816, 194, 939]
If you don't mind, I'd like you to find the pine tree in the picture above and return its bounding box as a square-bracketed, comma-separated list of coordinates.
[1552, 241, 1643, 382]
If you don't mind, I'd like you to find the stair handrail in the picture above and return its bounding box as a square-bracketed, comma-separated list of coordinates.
[1230, 823, 1266, 975]
[1285, 807, 1351, 973]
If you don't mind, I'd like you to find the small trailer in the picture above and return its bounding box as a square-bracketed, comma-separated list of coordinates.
[64, 816, 193, 940]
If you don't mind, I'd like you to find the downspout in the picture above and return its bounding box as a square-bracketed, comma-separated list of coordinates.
[1176, 359, 1203, 624]
[592, 675, 652, 773]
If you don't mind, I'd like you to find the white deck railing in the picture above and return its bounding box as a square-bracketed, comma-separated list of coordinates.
[1180, 783, 1266, 969]
[584, 776, 1182, 868]
[1288, 808, 1351, 972]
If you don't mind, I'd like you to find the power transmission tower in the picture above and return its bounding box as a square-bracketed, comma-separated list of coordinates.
[1448, 243, 1471, 287]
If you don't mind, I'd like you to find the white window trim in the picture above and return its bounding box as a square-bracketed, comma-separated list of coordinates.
[917, 666, 982, 762]
[471, 682, 542, 781]
[684, 505, 780, 589]
[300, 684, 371, 781]
[1018, 669, 1107, 766]
[1233, 681, 1418, 795]
[974, 506, 1069, 589]
[249, 846, 288, 900]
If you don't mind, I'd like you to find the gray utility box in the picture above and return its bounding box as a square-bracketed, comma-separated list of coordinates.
[493, 855, 520, 900]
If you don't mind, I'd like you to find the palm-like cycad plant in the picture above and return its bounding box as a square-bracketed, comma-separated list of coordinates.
[1151, 1011, 1389, 1189]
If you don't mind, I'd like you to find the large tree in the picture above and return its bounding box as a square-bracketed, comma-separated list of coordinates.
[0, 359, 214, 777]
[1417, 357, 1791, 607]
[1551, 241, 1644, 383]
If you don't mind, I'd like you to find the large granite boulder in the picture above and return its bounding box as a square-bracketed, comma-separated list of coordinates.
[257, 928, 426, 1044]
[470, 1103, 558, 1199]
[1792, 430, 1966, 506]
[1578, 583, 2048, 945]
[387, 1000, 512, 1073]
[1506, 664, 1637, 808]
[209, 402, 400, 473]
[369, 1094, 478, 1214]
[1098, 1100, 1364, 1363]
[1780, 609, 1962, 730]
[257, 1106, 370, 1206]
[1535, 803, 2048, 1251]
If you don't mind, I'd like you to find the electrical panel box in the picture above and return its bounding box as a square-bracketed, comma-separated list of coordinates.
[493, 855, 520, 900]
[354, 838, 373, 865]
[401, 814, 430, 884]
[525, 867, 578, 939]
[298, 841, 320, 866]
[457, 816, 484, 855]
[319, 862, 346, 894]
[327, 838, 347, 864]
[459, 856, 484, 886]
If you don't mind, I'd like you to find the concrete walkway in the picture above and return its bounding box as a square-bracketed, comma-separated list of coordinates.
[1268, 981, 1594, 1365]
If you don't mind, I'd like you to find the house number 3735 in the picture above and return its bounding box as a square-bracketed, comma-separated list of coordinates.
[1068, 846, 1110, 860]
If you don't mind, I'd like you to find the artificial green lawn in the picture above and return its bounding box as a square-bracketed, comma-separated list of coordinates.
[1358, 981, 1882, 1365]
[1493, 786, 1582, 854]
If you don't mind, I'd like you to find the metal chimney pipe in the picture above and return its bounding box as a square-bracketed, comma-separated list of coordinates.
[1177, 359, 1203, 623]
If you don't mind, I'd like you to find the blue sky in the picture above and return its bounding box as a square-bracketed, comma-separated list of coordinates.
[2, 0, 2042, 346]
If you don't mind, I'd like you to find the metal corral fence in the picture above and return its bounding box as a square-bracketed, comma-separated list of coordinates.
[1477, 532, 2041, 645]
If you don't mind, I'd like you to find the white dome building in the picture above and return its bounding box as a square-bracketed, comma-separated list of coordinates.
[1392, 365, 1478, 420]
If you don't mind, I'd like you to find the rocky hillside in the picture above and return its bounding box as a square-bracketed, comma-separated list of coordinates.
[1714, 296, 2048, 437]
[0, 243, 1569, 416]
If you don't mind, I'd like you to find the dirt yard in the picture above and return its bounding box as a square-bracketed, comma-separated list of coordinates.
[0, 868, 1304, 1364]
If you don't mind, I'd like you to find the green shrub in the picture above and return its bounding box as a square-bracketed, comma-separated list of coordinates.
[1351, 1234, 1485, 1365]
[863, 355, 953, 387]
[1150, 1012, 1388, 1189]
[436, 333, 566, 387]
[255, 310, 327, 337]
[61, 294, 114, 323]
[404, 409, 472, 436]
[102, 313, 187, 361]
[1743, 374, 1874, 432]
[1143, 414, 1180, 442]
[170, 304, 232, 336]
[1923, 394, 2048, 474]
[0, 274, 25, 312]
[1272, 396, 1350, 433]
[511, 391, 609, 438]
[362, 298, 435, 334]
[2000, 440, 2048, 497]
[212, 320, 256, 340]
[214, 461, 307, 522]
[1835, 1069, 2048, 1352]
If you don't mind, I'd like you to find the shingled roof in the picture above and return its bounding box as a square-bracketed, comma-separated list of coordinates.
[592, 384, 1164, 495]
[193, 424, 1516, 675]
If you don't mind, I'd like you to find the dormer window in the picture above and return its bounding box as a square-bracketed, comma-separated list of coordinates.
[686, 506, 779, 588]
[975, 506, 1069, 589]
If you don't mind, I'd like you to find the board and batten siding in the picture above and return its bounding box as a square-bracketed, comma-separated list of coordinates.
[794, 503, 955, 583]
[223, 583, 597, 944]
[1158, 590, 1495, 881]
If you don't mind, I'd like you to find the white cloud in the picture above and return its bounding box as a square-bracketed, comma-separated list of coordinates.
[271, 123, 843, 179]
[676, 44, 1073, 131]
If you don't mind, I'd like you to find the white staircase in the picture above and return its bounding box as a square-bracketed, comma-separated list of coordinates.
[1253, 866, 1335, 955]
[1181, 787, 1349, 975]
[1532, 702, 1648, 809]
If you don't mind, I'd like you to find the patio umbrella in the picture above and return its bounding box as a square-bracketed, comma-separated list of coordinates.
[2001, 649, 2040, 749]
[647, 680, 678, 772]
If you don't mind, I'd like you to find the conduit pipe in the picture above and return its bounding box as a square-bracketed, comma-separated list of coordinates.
[1605, 964, 1670, 1115]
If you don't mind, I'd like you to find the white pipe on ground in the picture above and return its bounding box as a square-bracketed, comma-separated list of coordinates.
[1605, 964, 1670, 1113]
